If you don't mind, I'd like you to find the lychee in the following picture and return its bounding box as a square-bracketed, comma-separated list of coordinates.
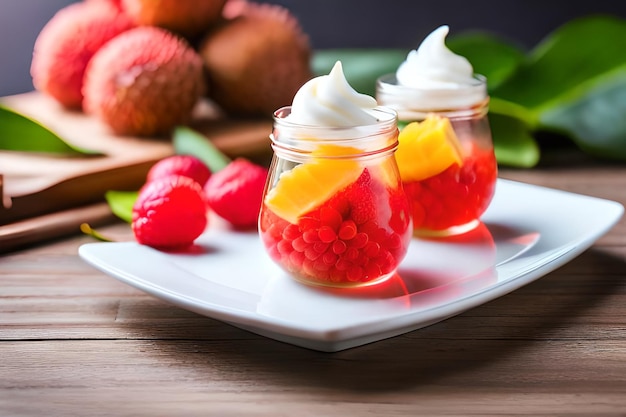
[205, 158, 268, 229]
[83, 26, 205, 137]
[132, 175, 208, 249]
[30, 1, 134, 109]
[86, 0, 123, 10]
[198, 2, 312, 117]
[147, 155, 212, 187]
[121, 0, 227, 39]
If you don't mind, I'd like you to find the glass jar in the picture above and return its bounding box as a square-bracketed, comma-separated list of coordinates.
[259, 106, 412, 288]
[376, 74, 497, 237]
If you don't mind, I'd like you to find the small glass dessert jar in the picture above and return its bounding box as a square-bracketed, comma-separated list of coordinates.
[259, 106, 412, 288]
[376, 26, 497, 237]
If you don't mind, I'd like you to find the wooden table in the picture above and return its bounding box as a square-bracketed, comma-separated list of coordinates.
[2, 156, 625, 416]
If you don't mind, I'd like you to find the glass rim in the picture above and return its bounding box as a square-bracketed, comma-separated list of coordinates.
[376, 73, 488, 91]
[272, 105, 398, 133]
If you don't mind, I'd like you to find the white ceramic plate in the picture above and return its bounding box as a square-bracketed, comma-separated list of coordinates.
[79, 179, 623, 352]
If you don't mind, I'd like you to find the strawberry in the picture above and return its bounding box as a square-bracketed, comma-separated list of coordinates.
[345, 169, 377, 225]
[205, 158, 268, 229]
[147, 154, 212, 187]
[132, 175, 208, 249]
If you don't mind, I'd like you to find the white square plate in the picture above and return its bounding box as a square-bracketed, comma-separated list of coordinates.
[79, 179, 623, 352]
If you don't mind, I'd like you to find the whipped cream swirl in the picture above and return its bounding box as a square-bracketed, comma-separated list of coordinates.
[389, 25, 486, 110]
[287, 61, 378, 127]
[396, 25, 476, 88]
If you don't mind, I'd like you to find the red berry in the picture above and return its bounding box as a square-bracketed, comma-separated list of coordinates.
[345, 169, 377, 225]
[132, 175, 208, 249]
[147, 155, 211, 187]
[205, 158, 268, 229]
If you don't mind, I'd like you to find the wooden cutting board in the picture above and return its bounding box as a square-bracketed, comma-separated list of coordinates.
[0, 92, 273, 252]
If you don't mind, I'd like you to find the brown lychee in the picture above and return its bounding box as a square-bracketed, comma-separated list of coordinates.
[83, 26, 205, 137]
[30, 1, 134, 109]
[121, 0, 227, 39]
[198, 2, 312, 118]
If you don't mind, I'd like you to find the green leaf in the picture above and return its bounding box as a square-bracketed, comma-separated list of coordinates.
[173, 126, 230, 172]
[489, 97, 537, 128]
[447, 32, 526, 89]
[489, 113, 540, 168]
[492, 15, 626, 112]
[539, 67, 626, 160]
[312, 49, 406, 96]
[0, 104, 100, 155]
[105, 190, 137, 223]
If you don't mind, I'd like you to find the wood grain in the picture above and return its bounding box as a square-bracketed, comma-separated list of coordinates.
[0, 92, 272, 251]
[1, 161, 625, 416]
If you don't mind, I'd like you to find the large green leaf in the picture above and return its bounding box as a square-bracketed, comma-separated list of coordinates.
[312, 49, 406, 96]
[447, 32, 526, 90]
[540, 67, 626, 160]
[489, 113, 540, 168]
[492, 15, 626, 112]
[0, 105, 99, 155]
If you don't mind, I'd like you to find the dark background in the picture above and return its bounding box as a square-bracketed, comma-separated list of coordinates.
[1, 0, 626, 96]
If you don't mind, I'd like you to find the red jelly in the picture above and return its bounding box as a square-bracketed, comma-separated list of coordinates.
[404, 144, 497, 235]
[260, 168, 412, 287]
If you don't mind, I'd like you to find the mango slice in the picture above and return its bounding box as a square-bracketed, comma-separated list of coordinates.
[395, 115, 464, 182]
[264, 145, 363, 224]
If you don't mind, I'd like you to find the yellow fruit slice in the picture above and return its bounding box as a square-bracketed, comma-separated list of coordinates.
[395, 115, 464, 182]
[264, 145, 363, 224]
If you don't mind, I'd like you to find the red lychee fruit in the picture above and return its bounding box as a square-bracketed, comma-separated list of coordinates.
[30, 1, 134, 109]
[198, 2, 312, 117]
[83, 26, 205, 137]
[86, 0, 123, 10]
[205, 158, 268, 229]
[147, 155, 212, 187]
[121, 0, 227, 39]
[132, 175, 208, 249]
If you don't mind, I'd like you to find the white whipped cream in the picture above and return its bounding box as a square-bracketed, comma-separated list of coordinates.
[288, 61, 378, 127]
[389, 25, 486, 110]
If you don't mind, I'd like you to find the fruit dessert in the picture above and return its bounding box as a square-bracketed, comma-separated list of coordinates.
[376, 25, 497, 236]
[259, 62, 412, 288]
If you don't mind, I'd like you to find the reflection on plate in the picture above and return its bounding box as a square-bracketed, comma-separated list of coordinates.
[79, 179, 623, 352]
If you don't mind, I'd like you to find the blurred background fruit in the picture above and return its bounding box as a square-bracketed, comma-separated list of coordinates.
[121, 0, 227, 39]
[82, 26, 205, 136]
[199, 2, 311, 117]
[30, 1, 134, 109]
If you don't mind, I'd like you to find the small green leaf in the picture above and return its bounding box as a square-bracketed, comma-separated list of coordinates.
[105, 190, 137, 223]
[80, 223, 115, 242]
[312, 49, 406, 96]
[447, 32, 526, 90]
[0, 104, 100, 155]
[173, 126, 230, 172]
[490, 113, 540, 168]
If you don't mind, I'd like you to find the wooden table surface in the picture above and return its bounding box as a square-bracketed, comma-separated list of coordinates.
[2, 155, 625, 417]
